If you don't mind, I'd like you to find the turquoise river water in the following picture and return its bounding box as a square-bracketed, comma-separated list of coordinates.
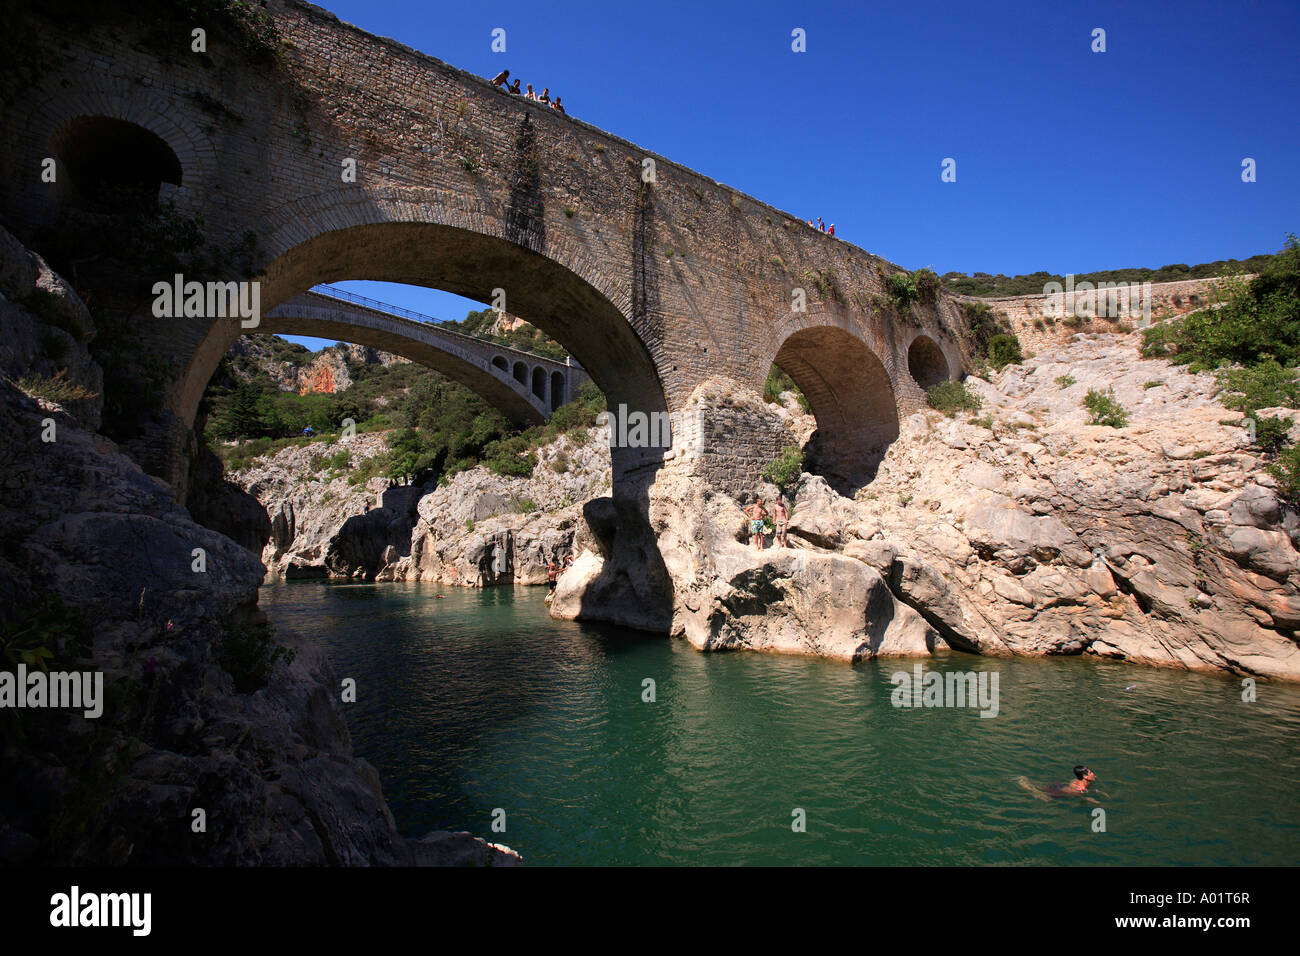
[260, 581, 1300, 866]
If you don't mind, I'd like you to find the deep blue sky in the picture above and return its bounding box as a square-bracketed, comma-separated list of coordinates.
[291, 0, 1300, 349]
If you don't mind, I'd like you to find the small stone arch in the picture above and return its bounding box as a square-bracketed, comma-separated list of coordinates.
[531, 366, 547, 401]
[550, 370, 565, 410]
[907, 334, 949, 390]
[773, 325, 899, 494]
[48, 116, 183, 211]
[492, 355, 509, 372]
[513, 361, 528, 384]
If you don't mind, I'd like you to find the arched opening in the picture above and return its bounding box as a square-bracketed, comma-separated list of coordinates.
[180, 220, 670, 496]
[907, 334, 949, 390]
[49, 116, 182, 212]
[773, 326, 899, 495]
[492, 355, 509, 372]
[531, 366, 547, 401]
[550, 371, 565, 411]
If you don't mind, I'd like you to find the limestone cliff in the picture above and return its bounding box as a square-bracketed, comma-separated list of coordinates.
[557, 339, 1300, 681]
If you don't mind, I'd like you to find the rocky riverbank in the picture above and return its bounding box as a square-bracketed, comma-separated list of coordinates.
[556, 334, 1300, 681]
[235, 423, 612, 586]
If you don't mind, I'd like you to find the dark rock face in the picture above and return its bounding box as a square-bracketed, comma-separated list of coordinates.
[187, 444, 272, 556]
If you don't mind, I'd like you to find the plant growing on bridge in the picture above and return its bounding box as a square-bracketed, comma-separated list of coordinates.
[885, 272, 919, 310]
[913, 268, 941, 304]
[761, 445, 805, 491]
[1084, 387, 1129, 428]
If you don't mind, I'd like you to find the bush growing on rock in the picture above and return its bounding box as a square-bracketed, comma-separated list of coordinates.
[218, 621, 295, 694]
[926, 380, 981, 415]
[986, 333, 1024, 371]
[1269, 444, 1300, 503]
[1253, 416, 1294, 454]
[761, 444, 804, 491]
[1084, 387, 1129, 428]
[1140, 234, 1300, 369]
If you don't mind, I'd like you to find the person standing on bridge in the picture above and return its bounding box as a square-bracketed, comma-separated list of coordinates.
[508, 78, 521, 94]
[552, 96, 565, 113]
[828, 223, 836, 237]
[490, 69, 510, 89]
[539, 87, 551, 104]
[525, 83, 536, 100]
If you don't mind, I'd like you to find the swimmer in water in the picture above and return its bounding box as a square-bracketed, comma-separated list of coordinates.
[1018, 765, 1106, 804]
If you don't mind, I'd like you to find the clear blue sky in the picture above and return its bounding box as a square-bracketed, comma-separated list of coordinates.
[287, 0, 1300, 350]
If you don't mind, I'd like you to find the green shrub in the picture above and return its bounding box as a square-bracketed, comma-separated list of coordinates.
[763, 364, 809, 410]
[986, 333, 1024, 371]
[217, 621, 295, 694]
[1055, 374, 1076, 388]
[927, 380, 981, 415]
[1084, 387, 1129, 427]
[761, 444, 804, 490]
[513, 497, 539, 513]
[1139, 236, 1300, 370]
[1269, 444, 1300, 502]
[1216, 361, 1300, 415]
[1252, 416, 1294, 454]
[913, 267, 941, 304]
[1143, 379, 1163, 390]
[885, 272, 919, 310]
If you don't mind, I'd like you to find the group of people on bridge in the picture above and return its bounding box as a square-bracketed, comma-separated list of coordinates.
[490, 70, 565, 113]
[807, 217, 836, 237]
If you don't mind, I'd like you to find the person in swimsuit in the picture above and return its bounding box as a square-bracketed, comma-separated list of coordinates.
[508, 79, 521, 94]
[746, 497, 766, 550]
[1019, 765, 1105, 804]
[490, 69, 510, 89]
[773, 498, 789, 548]
[547, 560, 558, 591]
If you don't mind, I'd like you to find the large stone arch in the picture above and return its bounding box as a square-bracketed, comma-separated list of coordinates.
[178, 218, 669, 488]
[772, 324, 900, 495]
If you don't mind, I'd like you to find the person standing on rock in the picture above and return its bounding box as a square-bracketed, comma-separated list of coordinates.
[563, 553, 574, 572]
[547, 560, 559, 591]
[747, 497, 766, 550]
[773, 498, 789, 548]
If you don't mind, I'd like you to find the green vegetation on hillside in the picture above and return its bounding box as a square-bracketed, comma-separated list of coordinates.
[441, 308, 568, 360]
[941, 254, 1276, 299]
[1137, 236, 1300, 500]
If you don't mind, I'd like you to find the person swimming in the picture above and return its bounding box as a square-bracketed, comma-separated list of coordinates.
[1046, 765, 1096, 796]
[1017, 765, 1104, 803]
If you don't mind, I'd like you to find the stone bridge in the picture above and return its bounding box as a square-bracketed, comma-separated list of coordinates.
[268, 287, 591, 424]
[1, 0, 973, 502]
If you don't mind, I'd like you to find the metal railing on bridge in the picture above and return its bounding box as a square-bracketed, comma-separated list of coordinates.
[307, 284, 581, 369]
